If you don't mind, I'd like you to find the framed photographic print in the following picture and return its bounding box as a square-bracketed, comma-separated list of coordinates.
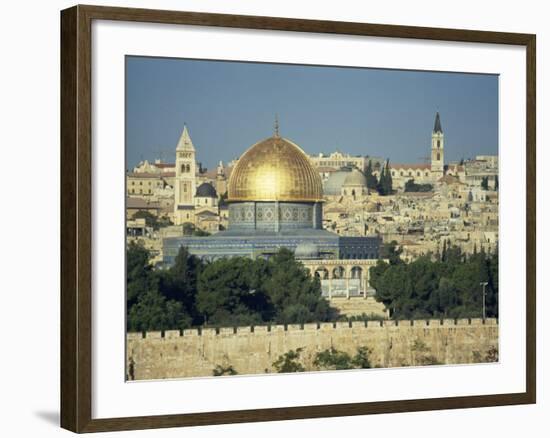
[60, 4, 536, 433]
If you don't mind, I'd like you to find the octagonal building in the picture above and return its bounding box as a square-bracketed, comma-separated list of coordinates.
[163, 130, 380, 264]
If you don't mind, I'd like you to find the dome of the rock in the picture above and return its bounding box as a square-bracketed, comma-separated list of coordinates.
[227, 135, 323, 202]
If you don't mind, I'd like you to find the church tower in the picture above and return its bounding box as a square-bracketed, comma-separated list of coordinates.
[431, 112, 444, 178]
[174, 125, 197, 225]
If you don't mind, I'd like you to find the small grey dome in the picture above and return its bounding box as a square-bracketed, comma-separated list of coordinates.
[343, 168, 367, 187]
[294, 242, 320, 260]
[323, 169, 353, 196]
[196, 182, 217, 198]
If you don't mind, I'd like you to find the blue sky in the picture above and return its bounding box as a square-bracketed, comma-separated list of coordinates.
[126, 56, 498, 171]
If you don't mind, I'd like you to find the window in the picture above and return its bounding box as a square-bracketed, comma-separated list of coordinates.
[437, 152, 441, 161]
[437, 140, 441, 148]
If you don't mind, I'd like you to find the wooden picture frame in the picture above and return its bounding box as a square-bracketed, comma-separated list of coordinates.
[60, 4, 536, 433]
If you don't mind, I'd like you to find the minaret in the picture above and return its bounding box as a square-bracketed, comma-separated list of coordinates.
[174, 124, 197, 225]
[216, 160, 227, 196]
[431, 112, 444, 178]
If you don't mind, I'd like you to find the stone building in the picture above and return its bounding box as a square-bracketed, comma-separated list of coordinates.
[173, 125, 198, 225]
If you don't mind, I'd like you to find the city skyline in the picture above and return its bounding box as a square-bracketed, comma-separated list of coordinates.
[126, 56, 499, 171]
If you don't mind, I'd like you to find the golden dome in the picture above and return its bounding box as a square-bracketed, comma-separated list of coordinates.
[228, 136, 323, 202]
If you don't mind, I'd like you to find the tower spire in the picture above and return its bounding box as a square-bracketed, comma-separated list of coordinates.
[176, 123, 195, 151]
[433, 112, 443, 133]
[274, 114, 280, 137]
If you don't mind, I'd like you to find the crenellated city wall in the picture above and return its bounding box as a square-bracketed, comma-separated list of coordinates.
[126, 318, 498, 380]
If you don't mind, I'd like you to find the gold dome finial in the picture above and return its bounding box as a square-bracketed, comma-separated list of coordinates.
[274, 114, 280, 137]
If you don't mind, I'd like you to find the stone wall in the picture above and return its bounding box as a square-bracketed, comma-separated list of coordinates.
[126, 318, 498, 380]
[328, 297, 388, 317]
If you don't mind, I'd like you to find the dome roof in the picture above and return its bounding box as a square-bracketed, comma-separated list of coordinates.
[196, 182, 217, 198]
[228, 136, 323, 202]
[294, 242, 320, 259]
[343, 168, 368, 187]
[323, 169, 352, 196]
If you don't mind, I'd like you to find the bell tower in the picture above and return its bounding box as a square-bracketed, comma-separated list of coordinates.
[431, 112, 444, 178]
[174, 124, 197, 225]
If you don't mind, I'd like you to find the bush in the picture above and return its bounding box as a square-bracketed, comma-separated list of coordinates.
[273, 349, 305, 373]
[212, 365, 238, 376]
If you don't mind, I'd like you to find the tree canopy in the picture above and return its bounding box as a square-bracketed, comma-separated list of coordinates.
[365, 160, 378, 190]
[404, 179, 433, 193]
[370, 245, 498, 320]
[376, 159, 393, 195]
[131, 210, 172, 230]
[126, 244, 333, 331]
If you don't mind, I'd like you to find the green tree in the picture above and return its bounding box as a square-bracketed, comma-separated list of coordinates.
[404, 179, 433, 192]
[351, 346, 373, 369]
[127, 289, 191, 332]
[196, 257, 271, 326]
[263, 249, 331, 324]
[127, 241, 155, 307]
[481, 176, 489, 190]
[365, 160, 378, 189]
[371, 246, 498, 320]
[182, 221, 211, 236]
[157, 246, 203, 324]
[182, 222, 195, 235]
[218, 191, 229, 207]
[314, 346, 373, 370]
[132, 210, 173, 230]
[411, 339, 441, 366]
[376, 160, 393, 195]
[212, 365, 238, 376]
[314, 347, 353, 370]
[273, 348, 305, 373]
[132, 210, 158, 228]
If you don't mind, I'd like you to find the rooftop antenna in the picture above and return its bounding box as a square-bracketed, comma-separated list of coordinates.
[274, 114, 280, 137]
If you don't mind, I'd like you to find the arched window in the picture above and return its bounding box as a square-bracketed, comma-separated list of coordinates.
[437, 140, 441, 148]
[315, 267, 329, 280]
[437, 152, 441, 161]
[333, 266, 345, 279]
[350, 266, 362, 279]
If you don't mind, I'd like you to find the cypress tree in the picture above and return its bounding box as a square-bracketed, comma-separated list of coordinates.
[385, 160, 393, 194]
[365, 160, 378, 189]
